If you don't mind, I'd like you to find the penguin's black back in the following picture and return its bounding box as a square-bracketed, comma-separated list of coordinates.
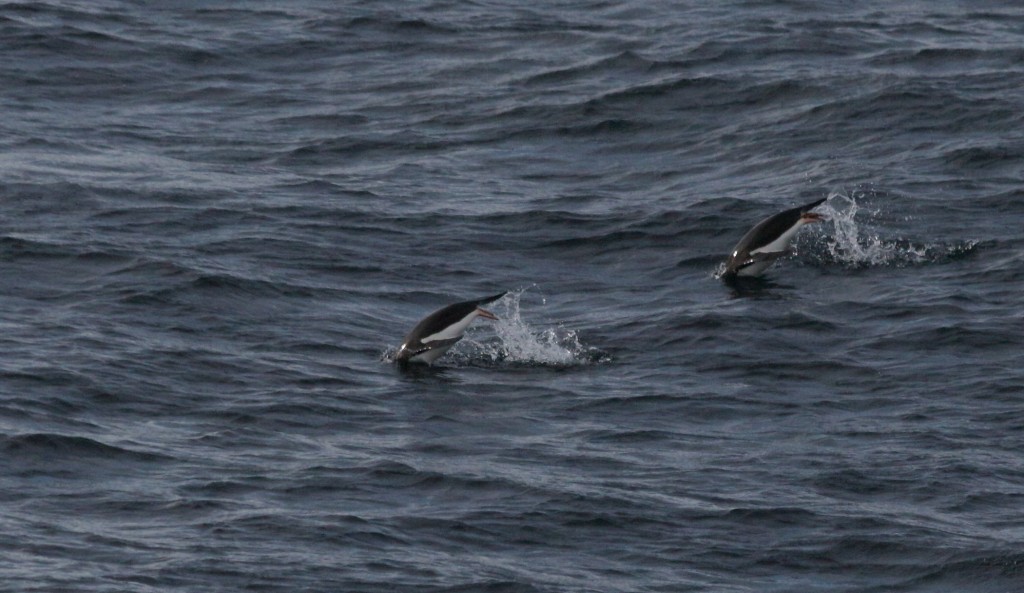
[406, 292, 506, 340]
[742, 198, 825, 252]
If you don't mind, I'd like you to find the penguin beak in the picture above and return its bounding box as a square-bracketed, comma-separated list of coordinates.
[476, 307, 498, 320]
[801, 212, 825, 223]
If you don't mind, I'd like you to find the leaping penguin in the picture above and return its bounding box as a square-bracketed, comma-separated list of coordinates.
[395, 292, 506, 365]
[722, 198, 827, 278]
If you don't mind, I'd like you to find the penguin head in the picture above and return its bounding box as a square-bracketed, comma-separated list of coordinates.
[800, 211, 825, 224]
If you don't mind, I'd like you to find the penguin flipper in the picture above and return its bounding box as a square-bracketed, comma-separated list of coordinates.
[735, 250, 788, 271]
[750, 250, 789, 262]
[418, 336, 463, 353]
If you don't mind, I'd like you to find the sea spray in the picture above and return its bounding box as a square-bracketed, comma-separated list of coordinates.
[462, 288, 605, 366]
[817, 190, 897, 266]
[812, 190, 977, 268]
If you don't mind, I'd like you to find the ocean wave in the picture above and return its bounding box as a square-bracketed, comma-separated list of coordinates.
[0, 235, 126, 263]
[4, 2, 1024, 591]
[942, 143, 1024, 170]
[868, 46, 1024, 70]
[1, 432, 170, 463]
[911, 552, 1024, 591]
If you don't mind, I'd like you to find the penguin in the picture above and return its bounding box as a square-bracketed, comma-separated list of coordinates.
[395, 292, 506, 365]
[722, 198, 827, 278]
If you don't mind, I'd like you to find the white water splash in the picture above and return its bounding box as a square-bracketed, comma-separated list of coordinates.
[460, 288, 604, 367]
[818, 189, 902, 266]
[813, 189, 976, 268]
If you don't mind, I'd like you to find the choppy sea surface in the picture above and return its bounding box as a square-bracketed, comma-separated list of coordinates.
[2, 2, 1023, 591]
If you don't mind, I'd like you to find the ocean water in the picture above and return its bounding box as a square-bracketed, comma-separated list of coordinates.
[2, 1, 1023, 591]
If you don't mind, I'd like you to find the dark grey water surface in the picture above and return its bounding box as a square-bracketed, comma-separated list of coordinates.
[2, 1, 1023, 592]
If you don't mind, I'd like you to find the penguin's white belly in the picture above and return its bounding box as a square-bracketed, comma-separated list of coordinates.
[740, 223, 804, 275]
[750, 224, 801, 256]
[408, 310, 480, 364]
[410, 344, 456, 364]
[419, 312, 477, 344]
[735, 259, 774, 277]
